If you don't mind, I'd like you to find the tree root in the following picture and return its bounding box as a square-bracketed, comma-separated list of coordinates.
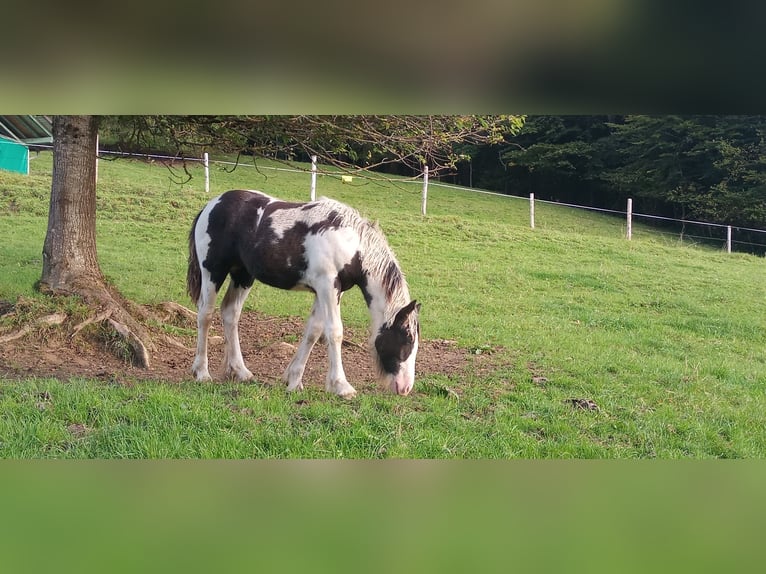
[71, 309, 113, 339]
[0, 313, 67, 344]
[68, 283, 156, 368]
[107, 317, 151, 369]
[2, 291, 198, 371]
[3, 288, 158, 369]
[159, 333, 194, 353]
[156, 301, 197, 322]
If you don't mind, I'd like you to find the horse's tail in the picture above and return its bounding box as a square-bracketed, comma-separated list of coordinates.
[186, 212, 202, 306]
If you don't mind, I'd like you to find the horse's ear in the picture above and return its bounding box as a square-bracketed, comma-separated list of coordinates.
[393, 300, 420, 328]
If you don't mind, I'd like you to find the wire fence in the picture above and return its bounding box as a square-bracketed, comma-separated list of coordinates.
[27, 144, 766, 256]
[425, 182, 766, 254]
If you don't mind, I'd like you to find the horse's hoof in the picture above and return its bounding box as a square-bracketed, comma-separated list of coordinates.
[330, 381, 357, 399]
[237, 369, 254, 382]
[193, 371, 212, 382]
[286, 381, 304, 392]
[223, 366, 254, 381]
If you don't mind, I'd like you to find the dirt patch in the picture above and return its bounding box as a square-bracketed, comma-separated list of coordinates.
[0, 306, 500, 394]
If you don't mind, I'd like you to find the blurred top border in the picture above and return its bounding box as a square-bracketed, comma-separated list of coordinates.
[2, 0, 765, 114]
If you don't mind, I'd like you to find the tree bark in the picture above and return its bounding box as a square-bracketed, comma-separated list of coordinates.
[41, 115, 102, 293]
[38, 115, 153, 368]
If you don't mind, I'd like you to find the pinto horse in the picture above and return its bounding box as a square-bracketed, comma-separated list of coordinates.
[186, 189, 420, 398]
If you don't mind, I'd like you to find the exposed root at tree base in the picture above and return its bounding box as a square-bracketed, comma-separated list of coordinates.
[106, 317, 151, 369]
[71, 310, 113, 339]
[0, 313, 67, 344]
[0, 285, 184, 369]
[154, 301, 197, 323]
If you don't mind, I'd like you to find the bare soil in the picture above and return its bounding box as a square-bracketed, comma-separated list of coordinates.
[0, 305, 500, 393]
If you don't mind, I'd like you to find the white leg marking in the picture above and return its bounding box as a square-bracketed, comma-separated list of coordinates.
[221, 282, 253, 381]
[318, 286, 356, 399]
[283, 299, 323, 392]
[192, 270, 217, 382]
[191, 197, 222, 382]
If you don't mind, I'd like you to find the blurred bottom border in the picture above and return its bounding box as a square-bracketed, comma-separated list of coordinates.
[1, 460, 764, 573]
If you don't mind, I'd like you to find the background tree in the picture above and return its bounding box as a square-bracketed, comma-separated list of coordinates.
[499, 115, 615, 206]
[602, 115, 766, 227]
[40, 115, 153, 366]
[42, 116, 101, 294]
[100, 115, 525, 177]
[489, 115, 766, 234]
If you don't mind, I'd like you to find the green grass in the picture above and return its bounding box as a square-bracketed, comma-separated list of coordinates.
[1, 151, 766, 458]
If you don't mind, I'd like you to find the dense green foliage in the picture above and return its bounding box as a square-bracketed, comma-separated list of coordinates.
[493, 116, 766, 231]
[1, 152, 766, 458]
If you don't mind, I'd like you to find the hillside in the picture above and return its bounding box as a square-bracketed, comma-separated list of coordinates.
[1, 151, 766, 458]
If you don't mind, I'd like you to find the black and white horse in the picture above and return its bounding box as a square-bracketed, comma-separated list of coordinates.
[187, 189, 420, 398]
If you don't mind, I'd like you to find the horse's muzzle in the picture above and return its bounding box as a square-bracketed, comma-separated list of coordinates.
[391, 374, 414, 396]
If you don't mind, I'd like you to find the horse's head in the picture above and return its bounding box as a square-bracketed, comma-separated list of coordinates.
[374, 300, 420, 396]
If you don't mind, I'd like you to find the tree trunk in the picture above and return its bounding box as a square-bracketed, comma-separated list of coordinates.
[38, 115, 153, 368]
[41, 115, 102, 293]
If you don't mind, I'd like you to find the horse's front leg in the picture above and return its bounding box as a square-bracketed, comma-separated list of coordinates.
[321, 291, 356, 399]
[283, 299, 323, 392]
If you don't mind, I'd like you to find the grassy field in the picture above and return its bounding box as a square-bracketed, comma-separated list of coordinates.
[1, 151, 766, 458]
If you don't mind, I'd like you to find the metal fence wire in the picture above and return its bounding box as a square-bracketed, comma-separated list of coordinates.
[27, 145, 766, 256]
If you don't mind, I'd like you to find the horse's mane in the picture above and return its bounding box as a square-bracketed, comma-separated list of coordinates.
[316, 197, 409, 311]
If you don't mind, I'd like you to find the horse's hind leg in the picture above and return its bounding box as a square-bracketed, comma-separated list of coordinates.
[192, 270, 218, 381]
[220, 281, 254, 381]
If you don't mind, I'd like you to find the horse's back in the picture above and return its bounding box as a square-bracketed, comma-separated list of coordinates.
[194, 189, 365, 292]
[206, 189, 274, 220]
[197, 189, 282, 250]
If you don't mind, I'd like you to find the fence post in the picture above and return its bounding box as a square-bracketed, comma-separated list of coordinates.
[726, 225, 732, 253]
[626, 198, 633, 240]
[310, 155, 317, 201]
[530, 193, 535, 229]
[421, 165, 429, 216]
[95, 134, 99, 184]
[203, 152, 209, 193]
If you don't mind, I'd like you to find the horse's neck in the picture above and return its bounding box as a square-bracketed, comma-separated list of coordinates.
[358, 226, 410, 334]
[366, 270, 410, 335]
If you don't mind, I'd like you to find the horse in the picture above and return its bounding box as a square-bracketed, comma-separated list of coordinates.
[186, 189, 420, 398]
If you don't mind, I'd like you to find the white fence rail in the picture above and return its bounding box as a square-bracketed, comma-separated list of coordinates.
[30, 145, 766, 255]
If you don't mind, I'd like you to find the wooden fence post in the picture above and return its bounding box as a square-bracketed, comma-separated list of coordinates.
[627, 198, 633, 240]
[726, 225, 732, 253]
[203, 152, 209, 193]
[421, 165, 429, 216]
[310, 155, 317, 201]
[530, 193, 535, 229]
[95, 134, 99, 184]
